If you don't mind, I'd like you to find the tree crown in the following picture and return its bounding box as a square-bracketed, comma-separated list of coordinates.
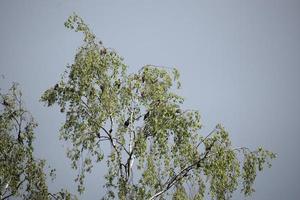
[41, 14, 276, 200]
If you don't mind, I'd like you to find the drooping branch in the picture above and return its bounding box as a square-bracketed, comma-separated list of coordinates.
[196, 127, 217, 148]
[149, 139, 216, 200]
[1, 193, 14, 200]
[80, 98, 120, 153]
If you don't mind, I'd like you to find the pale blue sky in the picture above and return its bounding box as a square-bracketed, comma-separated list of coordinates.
[1, 0, 300, 199]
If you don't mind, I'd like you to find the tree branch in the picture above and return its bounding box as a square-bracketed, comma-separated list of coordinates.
[149, 139, 216, 200]
[196, 128, 217, 148]
[1, 193, 14, 200]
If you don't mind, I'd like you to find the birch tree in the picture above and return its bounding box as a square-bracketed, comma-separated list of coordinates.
[41, 14, 275, 200]
[0, 83, 74, 200]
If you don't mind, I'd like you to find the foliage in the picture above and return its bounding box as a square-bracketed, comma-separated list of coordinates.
[41, 14, 276, 200]
[0, 83, 75, 200]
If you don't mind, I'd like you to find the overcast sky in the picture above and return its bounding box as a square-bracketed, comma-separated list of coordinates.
[1, 0, 300, 199]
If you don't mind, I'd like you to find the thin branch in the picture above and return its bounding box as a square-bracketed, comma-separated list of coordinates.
[1, 176, 27, 200]
[149, 140, 216, 200]
[48, 192, 59, 200]
[1, 193, 14, 200]
[80, 99, 119, 152]
[196, 128, 217, 148]
[80, 97, 132, 184]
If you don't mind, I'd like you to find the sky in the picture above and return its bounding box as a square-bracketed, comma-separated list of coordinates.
[0, 0, 300, 199]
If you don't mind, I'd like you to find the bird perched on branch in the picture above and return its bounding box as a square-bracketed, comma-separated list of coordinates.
[124, 118, 130, 127]
[144, 111, 149, 120]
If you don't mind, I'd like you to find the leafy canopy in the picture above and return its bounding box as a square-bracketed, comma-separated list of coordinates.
[0, 83, 75, 200]
[41, 14, 276, 200]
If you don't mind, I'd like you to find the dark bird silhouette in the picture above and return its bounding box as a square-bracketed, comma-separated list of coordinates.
[2, 100, 10, 107]
[115, 80, 121, 89]
[144, 111, 149, 120]
[124, 118, 130, 127]
[100, 48, 107, 55]
[100, 85, 105, 92]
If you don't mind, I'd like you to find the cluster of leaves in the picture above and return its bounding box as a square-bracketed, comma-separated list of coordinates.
[0, 83, 75, 200]
[41, 14, 276, 200]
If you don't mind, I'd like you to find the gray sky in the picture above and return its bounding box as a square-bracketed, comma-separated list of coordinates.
[1, 0, 300, 199]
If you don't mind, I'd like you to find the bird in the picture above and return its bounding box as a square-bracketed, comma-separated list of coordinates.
[100, 85, 105, 92]
[2, 99, 10, 107]
[175, 109, 181, 114]
[100, 48, 107, 55]
[124, 118, 130, 127]
[144, 111, 149, 120]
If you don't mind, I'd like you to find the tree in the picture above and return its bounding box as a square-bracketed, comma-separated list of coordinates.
[0, 83, 75, 200]
[41, 14, 276, 200]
